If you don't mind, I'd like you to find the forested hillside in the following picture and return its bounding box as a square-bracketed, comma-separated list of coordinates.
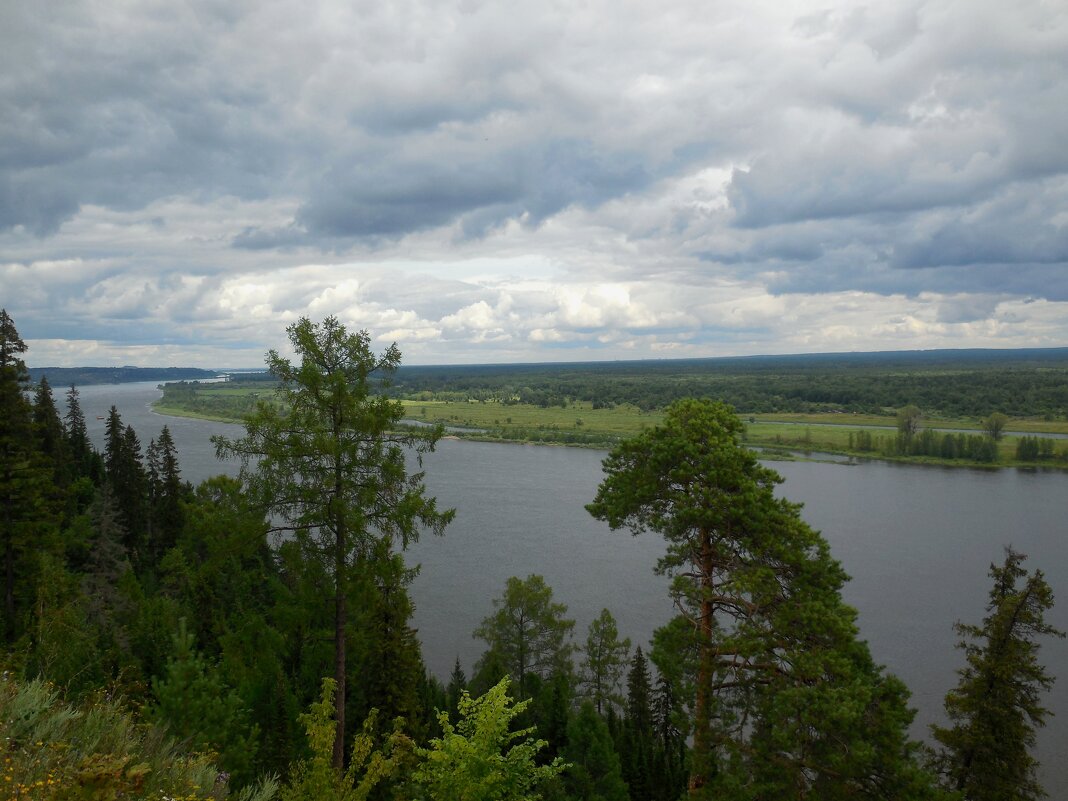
[2, 310, 1061, 801]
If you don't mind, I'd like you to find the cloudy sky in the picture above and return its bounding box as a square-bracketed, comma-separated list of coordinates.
[3, 0, 1067, 368]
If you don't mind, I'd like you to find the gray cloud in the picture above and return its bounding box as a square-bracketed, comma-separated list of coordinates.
[3, 0, 1068, 365]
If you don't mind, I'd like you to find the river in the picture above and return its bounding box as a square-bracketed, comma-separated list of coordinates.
[72, 381, 1068, 792]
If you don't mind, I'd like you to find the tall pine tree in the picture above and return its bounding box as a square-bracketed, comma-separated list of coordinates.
[589, 399, 941, 798]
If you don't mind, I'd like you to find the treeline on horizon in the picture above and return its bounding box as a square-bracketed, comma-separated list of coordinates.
[3, 309, 1064, 801]
[386, 350, 1068, 418]
[27, 365, 220, 386]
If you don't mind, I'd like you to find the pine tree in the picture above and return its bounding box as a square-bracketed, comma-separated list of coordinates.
[932, 548, 1065, 801]
[589, 399, 941, 798]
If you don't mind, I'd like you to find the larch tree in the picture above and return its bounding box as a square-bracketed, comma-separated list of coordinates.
[932, 548, 1064, 801]
[579, 608, 630, 715]
[588, 398, 942, 799]
[473, 574, 576, 701]
[213, 315, 453, 769]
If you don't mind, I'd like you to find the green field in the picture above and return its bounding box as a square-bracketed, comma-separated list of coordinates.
[400, 398, 661, 446]
[748, 411, 1068, 436]
[153, 380, 1068, 469]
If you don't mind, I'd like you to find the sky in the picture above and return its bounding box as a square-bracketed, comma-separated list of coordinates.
[3, 0, 1067, 368]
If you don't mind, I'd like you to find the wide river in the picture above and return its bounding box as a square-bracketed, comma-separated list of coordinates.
[74, 382, 1068, 791]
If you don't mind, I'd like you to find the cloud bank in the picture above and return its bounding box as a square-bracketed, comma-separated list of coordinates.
[2, 0, 1066, 366]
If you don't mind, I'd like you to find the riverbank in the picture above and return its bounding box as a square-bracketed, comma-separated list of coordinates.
[152, 394, 1068, 470]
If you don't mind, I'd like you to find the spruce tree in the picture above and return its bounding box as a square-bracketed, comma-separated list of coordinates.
[446, 657, 468, 722]
[564, 701, 629, 801]
[64, 384, 96, 480]
[353, 546, 426, 733]
[932, 548, 1065, 801]
[150, 618, 259, 785]
[103, 408, 149, 559]
[621, 647, 655, 801]
[0, 310, 52, 642]
[32, 377, 71, 489]
[146, 425, 186, 564]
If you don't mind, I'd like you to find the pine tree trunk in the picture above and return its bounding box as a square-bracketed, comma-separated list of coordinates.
[689, 526, 715, 795]
[332, 519, 347, 771]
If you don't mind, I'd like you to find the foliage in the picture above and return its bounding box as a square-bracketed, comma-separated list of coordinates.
[213, 316, 453, 767]
[1, 309, 53, 645]
[982, 412, 1008, 441]
[578, 609, 630, 716]
[932, 549, 1065, 801]
[383, 350, 1068, 419]
[0, 675, 278, 801]
[149, 619, 260, 786]
[146, 425, 188, 563]
[413, 677, 567, 801]
[1015, 435, 1059, 462]
[588, 399, 942, 798]
[473, 575, 576, 699]
[282, 679, 414, 801]
[562, 702, 628, 801]
[897, 405, 922, 438]
[104, 407, 149, 562]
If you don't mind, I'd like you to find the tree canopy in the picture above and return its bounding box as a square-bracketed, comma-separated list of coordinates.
[588, 398, 941, 798]
[214, 316, 453, 767]
[473, 574, 576, 700]
[933, 548, 1065, 801]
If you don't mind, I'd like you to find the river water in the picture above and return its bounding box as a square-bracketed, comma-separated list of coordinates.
[73, 382, 1068, 792]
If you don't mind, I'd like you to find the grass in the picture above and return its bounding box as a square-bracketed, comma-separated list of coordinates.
[0, 677, 278, 801]
[400, 399, 661, 444]
[748, 411, 1068, 435]
[153, 384, 1068, 469]
[151, 404, 247, 424]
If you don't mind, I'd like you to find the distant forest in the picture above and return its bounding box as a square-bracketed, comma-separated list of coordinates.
[28, 365, 220, 386]
[386, 348, 1068, 419]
